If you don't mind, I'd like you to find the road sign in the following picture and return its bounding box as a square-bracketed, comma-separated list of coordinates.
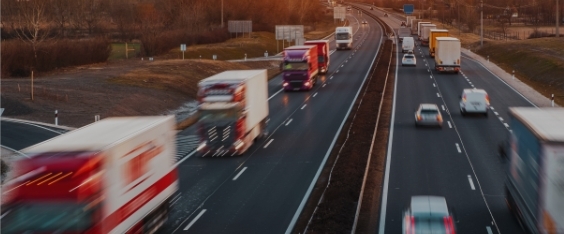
[180, 44, 186, 51]
[275, 25, 304, 41]
[403, 4, 414, 15]
[334, 7, 346, 20]
[228, 20, 252, 33]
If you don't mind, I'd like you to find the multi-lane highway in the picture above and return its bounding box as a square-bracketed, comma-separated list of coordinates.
[161, 12, 384, 233]
[376, 9, 531, 234]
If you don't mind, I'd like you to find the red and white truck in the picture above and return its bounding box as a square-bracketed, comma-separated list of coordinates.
[1, 116, 179, 234]
[304, 40, 330, 74]
[196, 69, 269, 156]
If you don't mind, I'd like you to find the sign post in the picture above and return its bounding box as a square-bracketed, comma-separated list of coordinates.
[180, 44, 186, 60]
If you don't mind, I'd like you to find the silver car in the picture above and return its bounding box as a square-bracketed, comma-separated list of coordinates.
[415, 103, 443, 127]
[402, 53, 416, 66]
[402, 196, 457, 234]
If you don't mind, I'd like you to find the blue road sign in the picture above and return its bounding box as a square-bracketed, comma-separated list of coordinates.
[403, 4, 414, 15]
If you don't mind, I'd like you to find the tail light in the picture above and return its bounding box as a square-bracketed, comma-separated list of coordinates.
[437, 115, 442, 121]
[405, 215, 415, 234]
[236, 118, 246, 140]
[443, 216, 456, 234]
[462, 94, 467, 103]
[417, 114, 422, 121]
[485, 94, 490, 105]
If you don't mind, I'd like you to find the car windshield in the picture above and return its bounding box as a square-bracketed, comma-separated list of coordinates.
[413, 216, 448, 234]
[200, 107, 240, 122]
[2, 202, 96, 233]
[283, 61, 309, 71]
[405, 55, 414, 59]
[336, 33, 351, 40]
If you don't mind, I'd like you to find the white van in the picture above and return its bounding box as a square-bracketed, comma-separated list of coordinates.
[460, 89, 490, 116]
[402, 37, 414, 53]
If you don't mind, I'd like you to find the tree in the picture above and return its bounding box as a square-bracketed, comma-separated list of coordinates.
[49, 0, 72, 37]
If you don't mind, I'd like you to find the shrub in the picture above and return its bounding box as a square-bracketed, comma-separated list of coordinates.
[139, 28, 230, 56]
[1, 38, 112, 77]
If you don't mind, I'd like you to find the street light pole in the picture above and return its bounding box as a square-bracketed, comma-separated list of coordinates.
[221, 0, 224, 28]
[557, 0, 560, 37]
[480, 0, 483, 48]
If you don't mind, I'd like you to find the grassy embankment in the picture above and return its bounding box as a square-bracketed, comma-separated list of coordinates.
[428, 20, 564, 106]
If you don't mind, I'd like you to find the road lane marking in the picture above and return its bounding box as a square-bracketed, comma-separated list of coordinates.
[494, 111, 499, 115]
[170, 195, 182, 207]
[184, 209, 207, 231]
[447, 121, 452, 128]
[285, 119, 293, 126]
[436, 93, 440, 97]
[498, 117, 503, 121]
[264, 139, 274, 148]
[433, 83, 436, 87]
[490, 106, 495, 110]
[430, 75, 433, 79]
[313, 92, 318, 97]
[486, 226, 493, 234]
[268, 89, 284, 101]
[468, 175, 476, 190]
[330, 76, 334, 79]
[323, 84, 327, 87]
[336, 70, 340, 73]
[301, 104, 307, 109]
[441, 105, 445, 111]
[232, 167, 248, 181]
[455, 143, 461, 153]
[504, 123, 510, 128]
[341, 64, 344, 67]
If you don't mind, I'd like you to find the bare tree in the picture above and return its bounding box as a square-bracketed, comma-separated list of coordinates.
[49, 0, 72, 37]
[6, 0, 52, 61]
[109, 0, 137, 41]
[69, 0, 102, 36]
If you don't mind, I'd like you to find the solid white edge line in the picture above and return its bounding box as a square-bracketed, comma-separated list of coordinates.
[486, 226, 494, 234]
[268, 89, 284, 101]
[301, 104, 307, 110]
[467, 175, 476, 190]
[285, 119, 293, 126]
[378, 23, 399, 234]
[263, 139, 274, 148]
[455, 143, 462, 153]
[232, 167, 248, 181]
[287, 17, 383, 234]
[183, 209, 207, 231]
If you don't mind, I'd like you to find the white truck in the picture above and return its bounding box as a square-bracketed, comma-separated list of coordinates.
[406, 16, 416, 27]
[434, 37, 461, 73]
[417, 21, 431, 39]
[335, 26, 353, 50]
[504, 107, 564, 234]
[196, 70, 269, 156]
[398, 27, 411, 42]
[420, 24, 437, 46]
[411, 19, 422, 35]
[1, 116, 179, 234]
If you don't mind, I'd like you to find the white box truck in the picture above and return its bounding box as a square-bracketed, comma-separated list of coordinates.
[505, 107, 564, 234]
[434, 37, 461, 73]
[411, 19, 422, 35]
[417, 21, 431, 39]
[398, 27, 411, 42]
[420, 24, 437, 46]
[2, 116, 179, 234]
[335, 26, 353, 50]
[406, 16, 416, 27]
[196, 70, 269, 156]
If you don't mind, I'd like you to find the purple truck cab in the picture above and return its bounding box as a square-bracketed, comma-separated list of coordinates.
[282, 45, 319, 91]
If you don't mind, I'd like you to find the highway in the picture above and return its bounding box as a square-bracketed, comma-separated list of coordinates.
[160, 12, 384, 233]
[376, 10, 531, 234]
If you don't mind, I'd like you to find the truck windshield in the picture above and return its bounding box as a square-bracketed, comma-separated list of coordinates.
[336, 33, 351, 40]
[200, 108, 240, 122]
[283, 62, 308, 71]
[2, 202, 96, 233]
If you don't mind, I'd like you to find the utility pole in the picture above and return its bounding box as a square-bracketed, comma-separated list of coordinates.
[458, 0, 460, 35]
[480, 0, 483, 48]
[557, 0, 560, 37]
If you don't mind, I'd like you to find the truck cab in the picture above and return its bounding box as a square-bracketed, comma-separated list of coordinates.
[282, 45, 319, 91]
[304, 40, 330, 74]
[335, 27, 353, 50]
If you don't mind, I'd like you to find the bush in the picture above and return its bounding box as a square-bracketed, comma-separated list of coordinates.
[1, 38, 112, 77]
[140, 28, 230, 57]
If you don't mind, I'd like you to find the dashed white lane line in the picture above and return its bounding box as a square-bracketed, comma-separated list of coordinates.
[341, 64, 344, 67]
[441, 105, 445, 111]
[455, 143, 461, 153]
[468, 175, 476, 190]
[498, 117, 504, 121]
[232, 167, 248, 181]
[268, 89, 284, 101]
[494, 111, 499, 116]
[301, 104, 307, 109]
[433, 83, 436, 87]
[490, 106, 495, 110]
[285, 119, 293, 126]
[447, 121, 452, 128]
[430, 75, 433, 79]
[336, 70, 340, 73]
[323, 84, 327, 87]
[264, 139, 274, 148]
[330, 76, 334, 79]
[504, 123, 510, 128]
[184, 209, 207, 231]
[486, 226, 494, 234]
[436, 93, 441, 97]
[313, 92, 318, 97]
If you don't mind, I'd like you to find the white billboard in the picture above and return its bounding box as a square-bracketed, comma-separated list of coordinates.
[334, 7, 346, 20]
[275, 25, 304, 42]
[228, 20, 252, 33]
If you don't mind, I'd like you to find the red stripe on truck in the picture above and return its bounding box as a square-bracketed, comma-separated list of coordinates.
[103, 168, 178, 233]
